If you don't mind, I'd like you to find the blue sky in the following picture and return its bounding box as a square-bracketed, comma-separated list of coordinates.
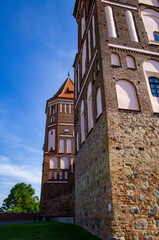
[0, 0, 77, 206]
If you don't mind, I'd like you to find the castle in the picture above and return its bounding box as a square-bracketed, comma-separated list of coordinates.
[40, 77, 75, 217]
[40, 0, 159, 239]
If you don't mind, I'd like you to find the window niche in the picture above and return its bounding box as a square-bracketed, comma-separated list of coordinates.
[80, 100, 85, 143]
[116, 80, 140, 111]
[67, 139, 72, 153]
[96, 87, 102, 118]
[87, 82, 93, 132]
[59, 139, 64, 153]
[111, 53, 121, 67]
[60, 157, 69, 169]
[126, 55, 136, 69]
[50, 157, 58, 169]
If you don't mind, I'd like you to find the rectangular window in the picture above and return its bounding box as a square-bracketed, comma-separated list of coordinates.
[52, 105, 55, 114]
[78, 64, 80, 92]
[92, 15, 96, 48]
[55, 104, 57, 113]
[82, 40, 86, 77]
[64, 104, 67, 113]
[54, 172, 57, 180]
[49, 106, 51, 115]
[60, 104, 62, 113]
[65, 172, 68, 180]
[71, 158, 75, 173]
[51, 117, 55, 123]
[49, 172, 52, 179]
[69, 104, 71, 113]
[88, 29, 91, 61]
[48, 129, 56, 151]
[76, 132, 79, 152]
[59, 172, 63, 180]
[81, 8, 85, 38]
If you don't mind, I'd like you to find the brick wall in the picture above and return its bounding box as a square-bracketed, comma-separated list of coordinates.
[0, 212, 39, 221]
[74, 0, 159, 239]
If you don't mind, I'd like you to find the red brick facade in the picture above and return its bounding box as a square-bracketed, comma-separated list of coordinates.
[73, 0, 159, 239]
[40, 77, 75, 217]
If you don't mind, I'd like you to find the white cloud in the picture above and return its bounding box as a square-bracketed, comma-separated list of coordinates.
[0, 161, 41, 184]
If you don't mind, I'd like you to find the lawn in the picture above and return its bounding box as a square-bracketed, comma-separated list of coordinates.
[0, 221, 100, 240]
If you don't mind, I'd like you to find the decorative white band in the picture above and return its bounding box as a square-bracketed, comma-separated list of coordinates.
[101, 0, 137, 11]
[108, 43, 159, 56]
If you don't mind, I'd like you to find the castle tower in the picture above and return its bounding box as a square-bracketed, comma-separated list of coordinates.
[73, 0, 159, 239]
[40, 77, 75, 218]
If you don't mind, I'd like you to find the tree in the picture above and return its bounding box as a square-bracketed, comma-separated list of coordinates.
[1, 183, 40, 213]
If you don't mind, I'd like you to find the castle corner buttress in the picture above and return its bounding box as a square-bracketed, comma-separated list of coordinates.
[73, 0, 159, 239]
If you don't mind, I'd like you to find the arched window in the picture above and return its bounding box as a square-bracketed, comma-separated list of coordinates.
[141, 9, 159, 42]
[82, 40, 86, 77]
[96, 87, 102, 118]
[116, 80, 140, 110]
[50, 157, 58, 169]
[92, 15, 96, 48]
[59, 139, 64, 153]
[81, 8, 85, 38]
[60, 157, 69, 169]
[48, 129, 55, 151]
[88, 29, 91, 61]
[71, 158, 75, 173]
[87, 82, 93, 132]
[80, 100, 85, 143]
[143, 60, 159, 112]
[104, 6, 117, 38]
[76, 131, 79, 152]
[138, 0, 159, 7]
[125, 10, 139, 42]
[126, 55, 136, 69]
[67, 139, 72, 153]
[111, 53, 120, 66]
[149, 77, 159, 97]
[153, 32, 159, 42]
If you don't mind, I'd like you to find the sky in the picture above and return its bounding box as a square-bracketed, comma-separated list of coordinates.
[0, 0, 77, 206]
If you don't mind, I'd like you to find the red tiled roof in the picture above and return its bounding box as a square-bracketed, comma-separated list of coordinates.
[53, 78, 74, 99]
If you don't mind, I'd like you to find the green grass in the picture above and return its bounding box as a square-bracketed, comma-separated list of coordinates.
[0, 221, 99, 240]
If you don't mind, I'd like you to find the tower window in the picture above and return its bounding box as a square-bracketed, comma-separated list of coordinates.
[50, 157, 58, 169]
[51, 117, 55, 123]
[126, 55, 136, 69]
[59, 172, 63, 180]
[67, 139, 72, 153]
[87, 82, 93, 132]
[96, 87, 102, 118]
[59, 139, 64, 153]
[104, 6, 117, 38]
[111, 53, 120, 66]
[149, 77, 159, 97]
[116, 80, 140, 110]
[80, 100, 85, 143]
[60, 157, 69, 169]
[153, 32, 159, 42]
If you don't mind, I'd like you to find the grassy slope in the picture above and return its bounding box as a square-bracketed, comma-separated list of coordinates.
[0, 221, 99, 240]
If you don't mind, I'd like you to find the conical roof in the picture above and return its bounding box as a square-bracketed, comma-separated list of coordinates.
[53, 77, 74, 99]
